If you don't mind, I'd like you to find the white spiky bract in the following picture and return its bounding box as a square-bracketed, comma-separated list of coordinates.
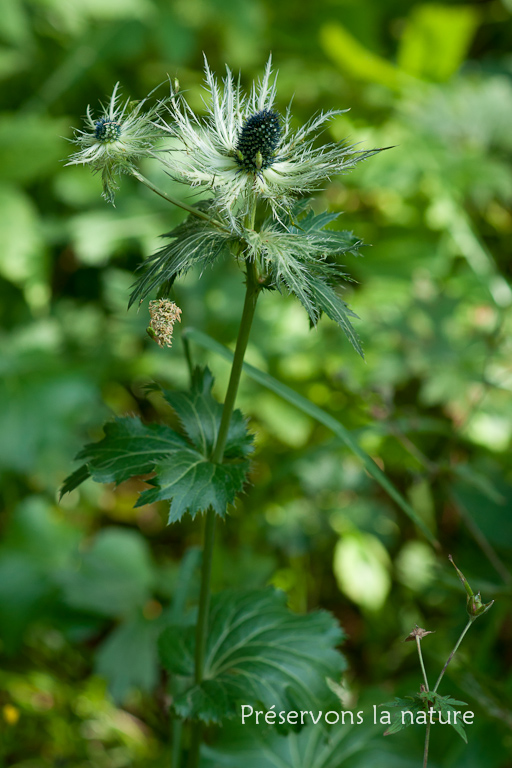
[157, 56, 375, 222]
[67, 83, 166, 203]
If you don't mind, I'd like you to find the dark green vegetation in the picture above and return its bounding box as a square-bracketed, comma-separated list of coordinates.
[1, 1, 512, 766]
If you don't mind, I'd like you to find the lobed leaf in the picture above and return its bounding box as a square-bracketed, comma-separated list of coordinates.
[60, 416, 187, 493]
[61, 369, 253, 522]
[160, 367, 253, 459]
[136, 446, 250, 522]
[159, 588, 346, 724]
[202, 719, 378, 768]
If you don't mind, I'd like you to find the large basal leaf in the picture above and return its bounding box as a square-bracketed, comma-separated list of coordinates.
[202, 719, 378, 768]
[159, 589, 346, 724]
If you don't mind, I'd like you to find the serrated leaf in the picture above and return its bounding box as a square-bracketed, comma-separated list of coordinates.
[129, 207, 233, 307]
[380, 696, 423, 736]
[202, 719, 377, 768]
[298, 208, 341, 232]
[382, 691, 469, 742]
[436, 694, 468, 743]
[136, 446, 250, 522]
[60, 463, 91, 495]
[309, 277, 364, 357]
[61, 416, 187, 494]
[161, 367, 253, 459]
[61, 370, 253, 521]
[185, 328, 438, 545]
[158, 589, 346, 724]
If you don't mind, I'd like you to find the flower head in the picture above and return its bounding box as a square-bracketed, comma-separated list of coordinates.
[158, 56, 380, 223]
[67, 83, 166, 203]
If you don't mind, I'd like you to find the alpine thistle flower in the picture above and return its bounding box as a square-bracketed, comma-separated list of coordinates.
[158, 56, 379, 223]
[67, 83, 166, 204]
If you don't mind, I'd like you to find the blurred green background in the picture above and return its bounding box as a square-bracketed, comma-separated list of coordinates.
[1, 0, 512, 765]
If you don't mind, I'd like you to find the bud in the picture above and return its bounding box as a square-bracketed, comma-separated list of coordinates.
[449, 555, 494, 620]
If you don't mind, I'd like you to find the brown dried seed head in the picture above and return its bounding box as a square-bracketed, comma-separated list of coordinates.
[404, 625, 435, 642]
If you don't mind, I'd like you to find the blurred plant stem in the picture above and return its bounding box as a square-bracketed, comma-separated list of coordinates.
[433, 618, 474, 695]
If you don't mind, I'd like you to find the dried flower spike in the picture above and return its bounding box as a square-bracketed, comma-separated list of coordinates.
[148, 299, 182, 347]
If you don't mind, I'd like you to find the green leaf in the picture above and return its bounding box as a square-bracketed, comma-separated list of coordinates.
[129, 207, 233, 307]
[58, 528, 155, 617]
[95, 612, 166, 702]
[381, 697, 420, 735]
[161, 367, 253, 459]
[0, 183, 46, 294]
[202, 719, 377, 768]
[309, 277, 363, 357]
[382, 692, 469, 742]
[159, 589, 346, 724]
[427, 692, 468, 743]
[251, 205, 363, 351]
[184, 328, 438, 546]
[397, 4, 479, 83]
[62, 370, 253, 521]
[0, 114, 70, 183]
[61, 416, 187, 492]
[136, 446, 250, 522]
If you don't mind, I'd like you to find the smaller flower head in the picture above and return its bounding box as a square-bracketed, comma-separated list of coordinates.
[67, 83, 167, 204]
[147, 299, 182, 347]
[449, 555, 494, 620]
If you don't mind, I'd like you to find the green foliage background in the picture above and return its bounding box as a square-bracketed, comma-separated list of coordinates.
[1, 0, 512, 765]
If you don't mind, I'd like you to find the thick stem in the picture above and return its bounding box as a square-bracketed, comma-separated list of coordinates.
[433, 618, 474, 693]
[188, 260, 260, 768]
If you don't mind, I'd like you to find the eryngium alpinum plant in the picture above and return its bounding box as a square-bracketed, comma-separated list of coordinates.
[64, 58, 383, 767]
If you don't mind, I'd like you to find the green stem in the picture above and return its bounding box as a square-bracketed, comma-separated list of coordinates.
[433, 618, 474, 693]
[187, 258, 260, 768]
[171, 718, 182, 768]
[130, 169, 230, 232]
[416, 636, 429, 691]
[423, 722, 431, 768]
